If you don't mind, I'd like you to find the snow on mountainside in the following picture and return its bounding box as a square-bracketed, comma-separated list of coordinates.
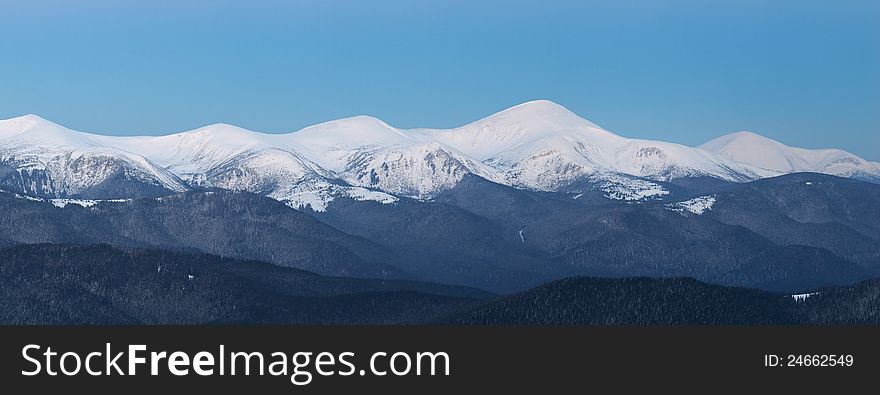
[417, 100, 774, 191]
[198, 146, 398, 212]
[94, 123, 283, 179]
[666, 195, 717, 215]
[0, 188, 131, 208]
[0, 115, 188, 198]
[700, 131, 880, 180]
[1, 101, 875, 209]
[95, 119, 402, 210]
[592, 173, 670, 201]
[285, 116, 505, 198]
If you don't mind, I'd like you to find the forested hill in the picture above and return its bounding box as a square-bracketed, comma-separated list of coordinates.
[442, 277, 880, 325]
[2, 244, 880, 325]
[0, 244, 491, 325]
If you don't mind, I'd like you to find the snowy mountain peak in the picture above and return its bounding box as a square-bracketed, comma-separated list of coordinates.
[292, 115, 410, 142]
[1, 113, 55, 126]
[287, 115, 415, 168]
[419, 101, 624, 170]
[171, 123, 273, 149]
[1, 114, 64, 135]
[468, 100, 608, 136]
[487, 99, 602, 129]
[187, 122, 260, 136]
[0, 114, 101, 149]
[700, 131, 879, 179]
[0, 115, 188, 198]
[701, 130, 786, 150]
[416, 101, 765, 189]
[92, 123, 278, 177]
[698, 130, 797, 171]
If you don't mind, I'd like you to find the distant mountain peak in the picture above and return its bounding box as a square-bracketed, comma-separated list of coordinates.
[476, 99, 603, 130]
[500, 99, 576, 115]
[700, 131, 878, 179]
[178, 122, 266, 141]
[304, 115, 401, 133]
[703, 130, 785, 146]
[11, 113, 48, 121]
[194, 122, 253, 131]
[0, 113, 100, 149]
[291, 114, 412, 144]
[0, 114, 64, 134]
[3, 113, 52, 123]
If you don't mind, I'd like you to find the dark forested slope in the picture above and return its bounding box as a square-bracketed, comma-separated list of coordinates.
[0, 244, 490, 325]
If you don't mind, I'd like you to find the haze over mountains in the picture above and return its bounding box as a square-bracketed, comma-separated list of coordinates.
[2, 100, 877, 211]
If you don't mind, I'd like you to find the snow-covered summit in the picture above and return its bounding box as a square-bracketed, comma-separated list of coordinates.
[285, 115, 418, 172]
[0, 114, 188, 197]
[287, 116, 501, 198]
[418, 100, 618, 162]
[98, 123, 279, 176]
[700, 131, 880, 180]
[0, 114, 102, 148]
[417, 101, 773, 190]
[0, 114, 59, 133]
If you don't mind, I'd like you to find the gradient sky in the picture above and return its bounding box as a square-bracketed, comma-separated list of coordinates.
[1, 0, 878, 160]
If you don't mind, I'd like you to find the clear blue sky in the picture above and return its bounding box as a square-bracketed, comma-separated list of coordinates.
[1, 0, 878, 159]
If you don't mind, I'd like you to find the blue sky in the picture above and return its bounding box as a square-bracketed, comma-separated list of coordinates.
[1, 0, 878, 159]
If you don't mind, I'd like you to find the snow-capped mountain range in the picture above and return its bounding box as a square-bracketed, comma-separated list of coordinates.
[2, 100, 878, 211]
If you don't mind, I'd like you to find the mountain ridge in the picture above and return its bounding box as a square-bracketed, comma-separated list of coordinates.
[3, 101, 878, 208]
[2, 172, 878, 293]
[701, 130, 879, 180]
[4, 242, 880, 325]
